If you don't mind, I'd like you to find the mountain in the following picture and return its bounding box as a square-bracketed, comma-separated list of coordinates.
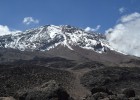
[0, 25, 111, 53]
[0, 25, 138, 63]
[0, 25, 140, 100]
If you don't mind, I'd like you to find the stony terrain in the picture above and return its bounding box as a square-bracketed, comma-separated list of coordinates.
[0, 55, 140, 100]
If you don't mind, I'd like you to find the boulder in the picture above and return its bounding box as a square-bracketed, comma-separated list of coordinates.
[14, 80, 72, 100]
[122, 88, 135, 98]
[91, 87, 113, 95]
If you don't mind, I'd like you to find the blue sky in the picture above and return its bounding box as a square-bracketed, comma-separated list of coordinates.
[0, 0, 140, 33]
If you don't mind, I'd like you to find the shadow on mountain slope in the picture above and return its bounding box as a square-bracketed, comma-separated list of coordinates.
[0, 64, 75, 98]
[81, 67, 140, 96]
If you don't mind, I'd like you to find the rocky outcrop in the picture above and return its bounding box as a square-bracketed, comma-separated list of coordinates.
[81, 67, 140, 95]
[14, 80, 73, 100]
[122, 88, 136, 98]
[84, 87, 139, 100]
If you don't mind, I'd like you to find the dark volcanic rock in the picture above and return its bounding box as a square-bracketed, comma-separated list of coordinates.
[11, 57, 76, 69]
[122, 88, 135, 98]
[124, 59, 140, 65]
[81, 67, 140, 95]
[94, 42, 103, 51]
[84, 88, 140, 100]
[0, 64, 74, 97]
[72, 61, 105, 70]
[14, 80, 72, 100]
[121, 59, 140, 67]
[91, 87, 113, 95]
[85, 92, 108, 100]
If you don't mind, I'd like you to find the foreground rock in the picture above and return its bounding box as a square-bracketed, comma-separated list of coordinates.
[0, 97, 15, 100]
[122, 88, 136, 98]
[84, 87, 140, 100]
[81, 67, 140, 95]
[81, 67, 140, 100]
[14, 80, 73, 100]
[0, 64, 74, 97]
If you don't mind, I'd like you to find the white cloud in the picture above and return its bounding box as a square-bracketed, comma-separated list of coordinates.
[0, 25, 21, 36]
[120, 12, 140, 22]
[85, 25, 101, 32]
[23, 17, 39, 25]
[105, 12, 140, 57]
[119, 7, 126, 14]
[0, 25, 11, 36]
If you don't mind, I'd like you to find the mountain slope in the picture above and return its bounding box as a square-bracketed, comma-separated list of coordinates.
[0, 25, 139, 64]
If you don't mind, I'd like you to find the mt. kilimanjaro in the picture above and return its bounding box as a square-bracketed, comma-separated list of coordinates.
[0, 25, 137, 63]
[0, 25, 111, 53]
[0, 25, 140, 100]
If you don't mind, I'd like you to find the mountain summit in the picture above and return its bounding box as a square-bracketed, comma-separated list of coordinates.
[0, 25, 112, 53]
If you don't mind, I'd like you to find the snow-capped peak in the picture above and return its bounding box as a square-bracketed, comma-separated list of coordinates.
[0, 25, 111, 53]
